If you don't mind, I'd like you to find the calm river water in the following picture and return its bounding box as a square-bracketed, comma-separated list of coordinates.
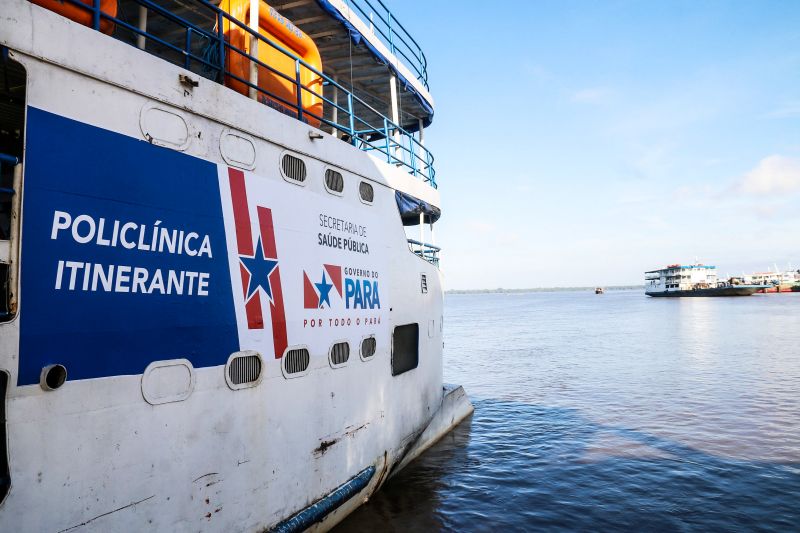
[337, 289, 800, 532]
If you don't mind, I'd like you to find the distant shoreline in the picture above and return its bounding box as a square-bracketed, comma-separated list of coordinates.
[445, 286, 644, 295]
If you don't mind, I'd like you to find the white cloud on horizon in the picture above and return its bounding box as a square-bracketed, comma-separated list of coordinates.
[738, 155, 800, 195]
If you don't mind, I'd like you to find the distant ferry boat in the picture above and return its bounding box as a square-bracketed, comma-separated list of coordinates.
[745, 269, 800, 293]
[645, 264, 766, 297]
[0, 0, 473, 530]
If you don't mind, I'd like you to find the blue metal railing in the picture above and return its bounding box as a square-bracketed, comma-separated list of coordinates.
[0, 153, 18, 197]
[343, 0, 429, 89]
[53, 0, 436, 187]
[407, 238, 440, 266]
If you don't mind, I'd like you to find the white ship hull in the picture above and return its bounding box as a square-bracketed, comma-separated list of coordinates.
[0, 2, 472, 530]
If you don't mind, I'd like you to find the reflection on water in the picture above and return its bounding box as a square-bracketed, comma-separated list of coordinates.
[338, 290, 800, 531]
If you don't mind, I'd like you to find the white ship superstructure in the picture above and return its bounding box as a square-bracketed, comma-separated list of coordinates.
[0, 0, 472, 530]
[645, 263, 766, 297]
[645, 264, 718, 294]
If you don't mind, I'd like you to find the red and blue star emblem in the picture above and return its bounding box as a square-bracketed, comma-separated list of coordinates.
[304, 264, 342, 309]
[240, 237, 279, 302]
[228, 167, 287, 358]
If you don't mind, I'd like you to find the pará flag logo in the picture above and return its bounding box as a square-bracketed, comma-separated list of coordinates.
[227, 167, 288, 358]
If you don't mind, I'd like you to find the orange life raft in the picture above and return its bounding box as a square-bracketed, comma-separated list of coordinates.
[220, 0, 323, 126]
[30, 0, 117, 34]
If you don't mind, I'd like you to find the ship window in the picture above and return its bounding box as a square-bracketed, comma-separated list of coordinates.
[226, 351, 262, 388]
[283, 347, 310, 377]
[359, 181, 374, 203]
[360, 336, 376, 359]
[392, 324, 419, 376]
[325, 169, 344, 194]
[329, 342, 350, 368]
[281, 153, 307, 184]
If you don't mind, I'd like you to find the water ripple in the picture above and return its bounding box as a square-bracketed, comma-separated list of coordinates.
[338, 291, 800, 531]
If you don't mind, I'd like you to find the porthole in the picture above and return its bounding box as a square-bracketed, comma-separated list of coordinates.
[281, 153, 307, 184]
[360, 336, 376, 360]
[325, 168, 344, 194]
[141, 359, 195, 405]
[329, 341, 350, 368]
[225, 350, 263, 390]
[282, 347, 310, 378]
[359, 181, 374, 203]
[40, 364, 67, 391]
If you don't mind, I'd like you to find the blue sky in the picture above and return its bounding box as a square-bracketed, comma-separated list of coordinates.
[392, 1, 800, 288]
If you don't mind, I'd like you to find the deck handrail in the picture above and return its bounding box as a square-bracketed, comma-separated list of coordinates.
[407, 238, 440, 266]
[343, 0, 429, 88]
[0, 154, 19, 166]
[0, 152, 18, 196]
[51, 0, 436, 187]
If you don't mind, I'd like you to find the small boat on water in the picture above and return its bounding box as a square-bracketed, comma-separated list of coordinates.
[595, 287, 604, 294]
[645, 263, 767, 297]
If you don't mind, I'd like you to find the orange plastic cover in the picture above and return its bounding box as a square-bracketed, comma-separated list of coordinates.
[30, 0, 117, 34]
[220, 0, 324, 126]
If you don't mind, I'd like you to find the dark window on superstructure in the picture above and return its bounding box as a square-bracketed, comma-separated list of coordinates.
[359, 181, 374, 203]
[325, 169, 344, 193]
[392, 324, 419, 376]
[282, 154, 307, 183]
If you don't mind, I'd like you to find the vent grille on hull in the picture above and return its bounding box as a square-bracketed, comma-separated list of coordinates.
[359, 181, 374, 203]
[325, 169, 344, 193]
[284, 348, 310, 375]
[361, 337, 376, 359]
[330, 342, 350, 366]
[282, 154, 307, 183]
[229, 354, 262, 385]
[421, 274, 428, 293]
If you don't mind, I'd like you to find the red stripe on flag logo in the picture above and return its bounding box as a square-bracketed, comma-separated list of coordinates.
[258, 206, 288, 358]
[227, 168, 287, 355]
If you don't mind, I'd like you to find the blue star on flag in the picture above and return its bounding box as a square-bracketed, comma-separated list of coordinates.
[240, 237, 278, 302]
[315, 271, 333, 308]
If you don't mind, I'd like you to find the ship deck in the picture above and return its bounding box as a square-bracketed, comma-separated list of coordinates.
[102, 0, 435, 185]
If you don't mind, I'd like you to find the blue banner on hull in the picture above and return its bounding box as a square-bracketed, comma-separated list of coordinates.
[18, 108, 239, 385]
